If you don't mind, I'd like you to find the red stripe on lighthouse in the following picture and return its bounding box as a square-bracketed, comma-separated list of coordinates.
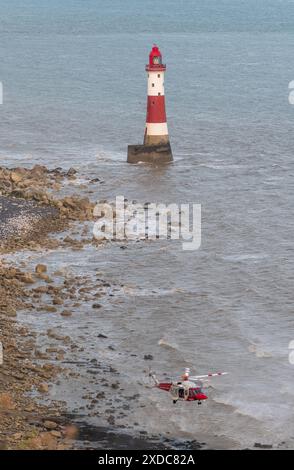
[146, 96, 167, 123]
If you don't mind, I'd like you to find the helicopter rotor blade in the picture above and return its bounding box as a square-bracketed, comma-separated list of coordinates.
[147, 367, 159, 385]
[189, 372, 228, 381]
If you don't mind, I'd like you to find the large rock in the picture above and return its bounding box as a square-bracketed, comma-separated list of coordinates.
[35, 264, 47, 274]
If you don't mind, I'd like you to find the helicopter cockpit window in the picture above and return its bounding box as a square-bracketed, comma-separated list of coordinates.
[189, 388, 201, 397]
[178, 388, 185, 399]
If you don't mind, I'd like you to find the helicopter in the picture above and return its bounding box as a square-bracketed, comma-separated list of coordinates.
[148, 367, 228, 404]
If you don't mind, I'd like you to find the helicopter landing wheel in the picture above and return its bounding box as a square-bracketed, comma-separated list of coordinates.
[173, 400, 177, 404]
[198, 401, 202, 405]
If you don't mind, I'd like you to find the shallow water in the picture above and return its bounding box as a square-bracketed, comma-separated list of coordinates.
[1, 0, 294, 449]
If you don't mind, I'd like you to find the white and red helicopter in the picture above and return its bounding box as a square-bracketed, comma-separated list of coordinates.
[149, 367, 228, 405]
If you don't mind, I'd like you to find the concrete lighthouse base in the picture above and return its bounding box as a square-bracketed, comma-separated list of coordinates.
[127, 143, 173, 164]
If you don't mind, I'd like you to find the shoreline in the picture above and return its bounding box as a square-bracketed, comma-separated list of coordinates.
[0, 164, 232, 450]
[0, 196, 61, 253]
[0, 165, 93, 449]
[0, 168, 73, 449]
[0, 166, 207, 450]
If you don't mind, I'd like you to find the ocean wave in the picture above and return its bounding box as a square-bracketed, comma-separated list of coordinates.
[248, 343, 272, 358]
[95, 151, 124, 163]
[221, 253, 268, 263]
[158, 337, 180, 351]
[197, 163, 245, 170]
[212, 395, 263, 422]
[114, 285, 188, 298]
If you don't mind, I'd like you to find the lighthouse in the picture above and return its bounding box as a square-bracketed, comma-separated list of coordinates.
[127, 45, 173, 164]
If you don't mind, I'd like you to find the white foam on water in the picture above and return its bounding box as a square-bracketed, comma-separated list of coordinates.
[158, 337, 180, 352]
[95, 150, 125, 164]
[222, 253, 268, 262]
[248, 343, 273, 358]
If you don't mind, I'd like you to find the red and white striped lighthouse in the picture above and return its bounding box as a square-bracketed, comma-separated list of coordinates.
[144, 45, 170, 146]
[127, 45, 173, 164]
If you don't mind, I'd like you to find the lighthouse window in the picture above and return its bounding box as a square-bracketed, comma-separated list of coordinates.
[158, 92, 161, 96]
[158, 74, 160, 78]
[152, 83, 154, 87]
[153, 56, 162, 65]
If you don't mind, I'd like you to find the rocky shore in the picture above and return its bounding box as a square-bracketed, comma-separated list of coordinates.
[0, 164, 206, 451]
[0, 165, 96, 252]
[0, 165, 96, 449]
[0, 265, 76, 449]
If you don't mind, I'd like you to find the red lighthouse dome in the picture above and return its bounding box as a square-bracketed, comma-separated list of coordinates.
[146, 45, 166, 72]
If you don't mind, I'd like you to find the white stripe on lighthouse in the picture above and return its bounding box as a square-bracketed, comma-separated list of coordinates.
[145, 122, 168, 136]
[147, 71, 165, 96]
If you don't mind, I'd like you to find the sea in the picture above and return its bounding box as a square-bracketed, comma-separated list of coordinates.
[0, 0, 294, 448]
